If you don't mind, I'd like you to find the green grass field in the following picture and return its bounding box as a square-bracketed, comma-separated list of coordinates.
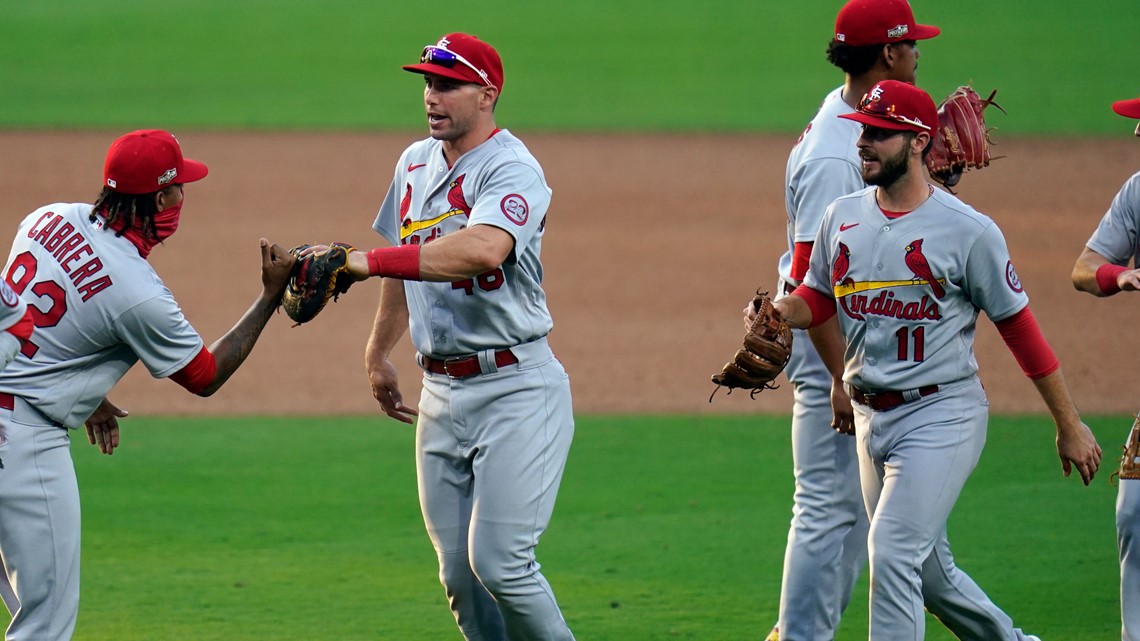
[0, 414, 1117, 640]
[3, 1, 1140, 134]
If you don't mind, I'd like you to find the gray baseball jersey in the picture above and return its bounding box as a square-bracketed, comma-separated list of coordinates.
[372, 130, 575, 641]
[806, 185, 1039, 640]
[780, 86, 863, 291]
[373, 129, 552, 357]
[773, 85, 869, 641]
[804, 187, 1028, 390]
[0, 203, 204, 428]
[1085, 171, 1140, 641]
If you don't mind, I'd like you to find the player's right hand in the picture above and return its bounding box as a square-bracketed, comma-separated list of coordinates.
[366, 356, 418, 425]
[1056, 420, 1102, 485]
[742, 298, 758, 329]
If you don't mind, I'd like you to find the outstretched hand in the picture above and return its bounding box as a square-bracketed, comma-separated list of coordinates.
[260, 238, 296, 297]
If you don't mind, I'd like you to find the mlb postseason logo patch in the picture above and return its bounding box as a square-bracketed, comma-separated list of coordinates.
[500, 194, 529, 226]
[1005, 261, 1023, 293]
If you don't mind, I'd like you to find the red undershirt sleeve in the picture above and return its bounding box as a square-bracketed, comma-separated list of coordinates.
[791, 284, 836, 328]
[994, 306, 1059, 379]
[791, 242, 813, 282]
[169, 346, 218, 395]
[5, 308, 33, 342]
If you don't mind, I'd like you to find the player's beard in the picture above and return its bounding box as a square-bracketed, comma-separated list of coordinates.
[862, 144, 910, 188]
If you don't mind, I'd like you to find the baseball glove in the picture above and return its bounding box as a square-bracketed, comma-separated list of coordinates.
[925, 86, 1005, 192]
[1118, 413, 1140, 481]
[709, 290, 793, 400]
[281, 242, 356, 326]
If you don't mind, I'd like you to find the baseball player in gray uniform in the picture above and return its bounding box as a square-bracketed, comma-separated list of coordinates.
[760, 80, 1101, 641]
[0, 129, 294, 641]
[340, 33, 576, 641]
[1070, 94, 1140, 641]
[769, 2, 938, 639]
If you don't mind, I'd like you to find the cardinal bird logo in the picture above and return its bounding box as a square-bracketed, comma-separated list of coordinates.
[904, 239, 946, 299]
[447, 174, 470, 216]
[833, 241, 852, 286]
[399, 183, 412, 228]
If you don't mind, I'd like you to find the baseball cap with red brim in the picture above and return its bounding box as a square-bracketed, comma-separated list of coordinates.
[835, 0, 940, 46]
[838, 80, 938, 133]
[1112, 98, 1140, 119]
[403, 33, 504, 91]
[103, 130, 208, 195]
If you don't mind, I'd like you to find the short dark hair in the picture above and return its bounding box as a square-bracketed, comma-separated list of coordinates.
[90, 187, 161, 242]
[826, 39, 916, 76]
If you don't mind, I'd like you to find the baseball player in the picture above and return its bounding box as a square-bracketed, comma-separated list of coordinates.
[0, 129, 295, 641]
[1069, 94, 1140, 641]
[762, 80, 1101, 641]
[767, 1, 939, 639]
[342, 33, 575, 641]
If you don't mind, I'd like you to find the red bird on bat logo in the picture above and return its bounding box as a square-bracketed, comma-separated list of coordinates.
[448, 174, 471, 216]
[833, 241, 852, 286]
[904, 239, 945, 299]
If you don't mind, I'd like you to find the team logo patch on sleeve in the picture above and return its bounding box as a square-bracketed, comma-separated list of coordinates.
[500, 194, 529, 226]
[1005, 261, 1023, 293]
[0, 282, 18, 308]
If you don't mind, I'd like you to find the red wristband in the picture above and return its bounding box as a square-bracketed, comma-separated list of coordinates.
[1095, 263, 1128, 296]
[367, 245, 421, 280]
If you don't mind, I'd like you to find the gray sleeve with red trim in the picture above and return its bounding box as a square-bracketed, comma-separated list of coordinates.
[467, 160, 552, 260]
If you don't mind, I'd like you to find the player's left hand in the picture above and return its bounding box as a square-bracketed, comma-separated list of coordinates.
[1056, 420, 1103, 485]
[85, 397, 128, 455]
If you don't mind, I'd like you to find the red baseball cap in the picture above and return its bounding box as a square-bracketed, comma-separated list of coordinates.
[103, 130, 208, 195]
[838, 80, 938, 133]
[835, 0, 940, 47]
[403, 33, 504, 92]
[1112, 97, 1140, 119]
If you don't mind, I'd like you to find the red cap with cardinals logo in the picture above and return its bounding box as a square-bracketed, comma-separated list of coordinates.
[404, 33, 504, 92]
[835, 0, 940, 47]
[838, 80, 938, 133]
[103, 130, 208, 195]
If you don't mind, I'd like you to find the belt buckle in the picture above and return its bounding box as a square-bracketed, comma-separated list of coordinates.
[443, 357, 469, 378]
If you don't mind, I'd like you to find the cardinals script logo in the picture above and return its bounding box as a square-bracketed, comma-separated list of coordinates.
[834, 239, 947, 322]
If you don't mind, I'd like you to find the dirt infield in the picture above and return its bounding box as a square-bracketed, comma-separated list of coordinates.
[1, 131, 1137, 417]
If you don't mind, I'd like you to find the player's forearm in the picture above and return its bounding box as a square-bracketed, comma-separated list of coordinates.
[773, 295, 812, 329]
[199, 291, 280, 396]
[357, 225, 515, 283]
[1030, 368, 1084, 434]
[366, 279, 409, 362]
[807, 316, 846, 381]
[1070, 246, 1111, 296]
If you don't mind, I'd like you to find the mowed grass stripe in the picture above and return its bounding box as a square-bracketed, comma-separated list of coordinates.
[1, 414, 1119, 639]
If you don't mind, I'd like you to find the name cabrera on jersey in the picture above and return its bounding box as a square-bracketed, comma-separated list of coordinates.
[0, 203, 203, 427]
[779, 86, 864, 289]
[373, 130, 553, 357]
[803, 188, 1029, 390]
[1087, 171, 1140, 267]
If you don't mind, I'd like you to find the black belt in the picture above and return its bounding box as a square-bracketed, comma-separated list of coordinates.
[422, 349, 518, 379]
[850, 385, 939, 411]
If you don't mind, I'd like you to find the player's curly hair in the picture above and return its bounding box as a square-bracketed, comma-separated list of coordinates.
[827, 40, 916, 76]
[90, 187, 163, 242]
